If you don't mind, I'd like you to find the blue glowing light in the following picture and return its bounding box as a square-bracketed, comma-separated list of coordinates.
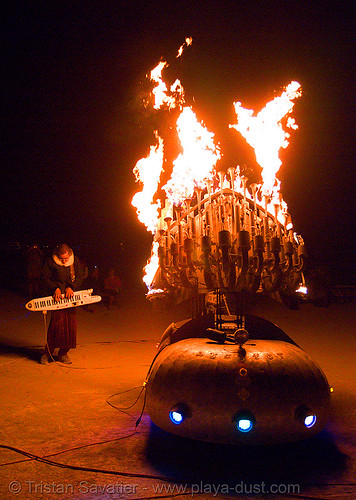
[304, 414, 317, 428]
[169, 410, 184, 424]
[237, 418, 253, 432]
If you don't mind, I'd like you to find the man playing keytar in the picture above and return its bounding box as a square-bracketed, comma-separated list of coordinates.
[41, 244, 84, 364]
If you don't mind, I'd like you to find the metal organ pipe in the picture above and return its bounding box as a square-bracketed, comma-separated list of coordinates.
[153, 169, 306, 299]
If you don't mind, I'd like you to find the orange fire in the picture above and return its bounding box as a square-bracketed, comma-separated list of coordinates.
[230, 81, 302, 196]
[163, 106, 221, 205]
[131, 132, 164, 234]
[131, 40, 302, 289]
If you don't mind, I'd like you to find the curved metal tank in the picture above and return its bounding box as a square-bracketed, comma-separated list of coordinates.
[146, 317, 331, 445]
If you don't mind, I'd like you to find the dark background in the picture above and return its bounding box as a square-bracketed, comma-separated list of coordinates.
[1, 1, 355, 286]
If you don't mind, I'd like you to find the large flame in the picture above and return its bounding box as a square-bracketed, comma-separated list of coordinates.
[230, 81, 302, 195]
[131, 133, 164, 234]
[163, 106, 221, 205]
[131, 40, 301, 288]
[150, 61, 185, 110]
[143, 241, 160, 288]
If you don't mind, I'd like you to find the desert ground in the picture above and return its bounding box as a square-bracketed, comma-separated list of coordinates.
[0, 285, 355, 500]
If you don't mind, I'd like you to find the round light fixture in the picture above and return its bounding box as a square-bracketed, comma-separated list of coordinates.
[295, 406, 317, 428]
[237, 418, 254, 432]
[233, 411, 255, 433]
[304, 414, 317, 428]
[169, 404, 190, 425]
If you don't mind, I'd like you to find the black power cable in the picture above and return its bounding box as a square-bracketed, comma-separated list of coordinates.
[0, 443, 177, 483]
[0, 446, 350, 500]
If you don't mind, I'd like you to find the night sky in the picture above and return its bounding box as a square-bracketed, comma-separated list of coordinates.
[1, 1, 355, 284]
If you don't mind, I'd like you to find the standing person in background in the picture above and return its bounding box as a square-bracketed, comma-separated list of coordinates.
[26, 244, 44, 299]
[83, 265, 102, 295]
[81, 259, 89, 285]
[83, 265, 102, 313]
[104, 268, 121, 310]
[41, 244, 84, 365]
[83, 266, 101, 313]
